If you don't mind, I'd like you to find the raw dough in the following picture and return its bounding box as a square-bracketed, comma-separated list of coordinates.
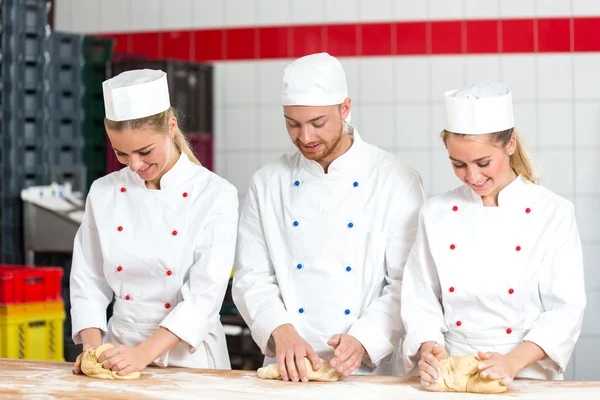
[81, 343, 141, 380]
[257, 358, 342, 382]
[425, 355, 507, 394]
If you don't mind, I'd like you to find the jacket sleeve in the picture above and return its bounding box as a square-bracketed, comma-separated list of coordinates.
[232, 177, 292, 357]
[160, 184, 239, 351]
[400, 207, 447, 375]
[70, 183, 113, 344]
[523, 205, 586, 374]
[347, 172, 425, 367]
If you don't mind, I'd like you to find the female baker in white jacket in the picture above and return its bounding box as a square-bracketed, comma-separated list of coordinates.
[401, 82, 586, 388]
[70, 69, 238, 376]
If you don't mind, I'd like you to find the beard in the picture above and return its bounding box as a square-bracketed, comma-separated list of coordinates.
[295, 122, 344, 162]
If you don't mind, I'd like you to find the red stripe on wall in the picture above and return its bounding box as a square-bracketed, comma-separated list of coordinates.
[102, 17, 600, 62]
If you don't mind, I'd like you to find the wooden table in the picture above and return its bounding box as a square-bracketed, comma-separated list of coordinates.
[0, 359, 599, 399]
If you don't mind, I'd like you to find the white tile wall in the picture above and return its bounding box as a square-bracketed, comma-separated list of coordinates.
[465, 56, 501, 87]
[575, 150, 600, 195]
[574, 103, 600, 147]
[513, 103, 538, 149]
[291, 0, 325, 24]
[70, 0, 101, 33]
[394, 58, 430, 103]
[538, 103, 574, 147]
[537, 149, 575, 195]
[326, 0, 359, 23]
[54, 0, 600, 381]
[430, 57, 466, 102]
[573, 0, 600, 15]
[536, 0, 573, 17]
[429, 0, 465, 19]
[500, 56, 537, 102]
[98, 0, 132, 33]
[192, 0, 226, 28]
[358, 58, 395, 104]
[161, 0, 193, 30]
[258, 0, 291, 25]
[573, 55, 600, 100]
[358, 0, 394, 22]
[224, 0, 257, 27]
[583, 243, 600, 290]
[537, 56, 574, 100]
[394, 0, 429, 21]
[465, 0, 499, 18]
[574, 338, 600, 380]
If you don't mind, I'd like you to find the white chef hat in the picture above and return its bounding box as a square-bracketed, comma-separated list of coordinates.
[102, 69, 171, 121]
[281, 52, 351, 122]
[444, 82, 514, 135]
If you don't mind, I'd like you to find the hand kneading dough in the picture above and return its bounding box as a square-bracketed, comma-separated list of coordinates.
[257, 358, 342, 382]
[81, 343, 141, 380]
[425, 355, 507, 394]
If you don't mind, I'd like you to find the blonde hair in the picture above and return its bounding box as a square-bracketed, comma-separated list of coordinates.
[104, 107, 201, 166]
[441, 128, 538, 184]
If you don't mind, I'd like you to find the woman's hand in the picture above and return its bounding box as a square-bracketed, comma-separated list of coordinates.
[418, 341, 448, 387]
[97, 344, 153, 376]
[72, 344, 94, 374]
[477, 352, 518, 386]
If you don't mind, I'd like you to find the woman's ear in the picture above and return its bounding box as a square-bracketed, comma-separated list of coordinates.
[507, 133, 517, 155]
[169, 116, 178, 139]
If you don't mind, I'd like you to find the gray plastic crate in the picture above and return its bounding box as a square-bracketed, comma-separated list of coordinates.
[48, 31, 84, 64]
[1, 164, 50, 197]
[3, 115, 45, 147]
[2, 0, 50, 36]
[47, 63, 84, 88]
[2, 88, 44, 118]
[49, 118, 83, 146]
[47, 90, 83, 114]
[49, 164, 86, 192]
[7, 60, 44, 90]
[49, 145, 83, 166]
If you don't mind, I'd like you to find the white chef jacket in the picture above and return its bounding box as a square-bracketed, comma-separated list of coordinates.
[232, 125, 425, 375]
[70, 152, 238, 369]
[401, 176, 586, 380]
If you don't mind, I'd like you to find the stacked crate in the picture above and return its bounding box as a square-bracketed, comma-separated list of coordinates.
[82, 37, 114, 192]
[46, 31, 86, 193]
[0, 265, 65, 361]
[107, 59, 214, 173]
[0, 0, 51, 264]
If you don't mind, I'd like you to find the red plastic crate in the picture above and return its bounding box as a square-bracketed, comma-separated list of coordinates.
[0, 266, 63, 304]
[186, 133, 213, 171]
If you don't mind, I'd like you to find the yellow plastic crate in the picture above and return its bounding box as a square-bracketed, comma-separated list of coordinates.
[0, 301, 65, 361]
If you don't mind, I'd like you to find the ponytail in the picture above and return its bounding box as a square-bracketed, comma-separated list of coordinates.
[173, 127, 201, 166]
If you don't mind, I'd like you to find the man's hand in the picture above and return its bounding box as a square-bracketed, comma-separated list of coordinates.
[327, 334, 366, 376]
[271, 324, 321, 383]
[418, 341, 448, 387]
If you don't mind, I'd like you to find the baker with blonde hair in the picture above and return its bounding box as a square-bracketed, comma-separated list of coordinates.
[401, 82, 586, 388]
[70, 69, 238, 376]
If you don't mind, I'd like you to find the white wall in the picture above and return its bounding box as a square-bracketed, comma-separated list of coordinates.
[55, 0, 600, 380]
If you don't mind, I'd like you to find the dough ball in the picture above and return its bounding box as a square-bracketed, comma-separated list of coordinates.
[257, 358, 342, 382]
[425, 355, 507, 394]
[81, 343, 141, 380]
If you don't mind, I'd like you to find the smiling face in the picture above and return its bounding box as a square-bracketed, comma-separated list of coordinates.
[107, 123, 178, 186]
[444, 132, 517, 205]
[283, 98, 352, 170]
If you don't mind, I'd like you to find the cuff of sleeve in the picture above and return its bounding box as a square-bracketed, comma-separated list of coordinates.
[251, 310, 292, 358]
[402, 330, 446, 376]
[160, 301, 216, 351]
[347, 319, 394, 367]
[522, 333, 564, 374]
[70, 304, 108, 344]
